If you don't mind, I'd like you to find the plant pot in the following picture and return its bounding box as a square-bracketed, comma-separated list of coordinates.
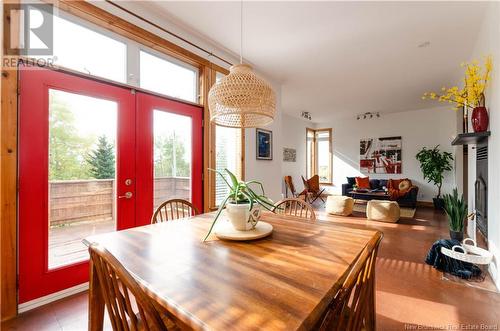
[433, 198, 444, 210]
[225, 203, 261, 231]
[471, 106, 489, 132]
[449, 230, 464, 242]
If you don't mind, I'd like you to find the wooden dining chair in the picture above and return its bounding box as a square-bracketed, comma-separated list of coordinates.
[272, 198, 316, 221]
[151, 199, 199, 224]
[89, 244, 170, 331]
[316, 232, 383, 331]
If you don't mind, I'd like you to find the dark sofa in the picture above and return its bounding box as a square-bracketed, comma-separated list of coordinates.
[342, 178, 419, 208]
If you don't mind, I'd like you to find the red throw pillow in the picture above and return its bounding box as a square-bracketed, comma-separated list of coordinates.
[355, 176, 370, 189]
[388, 179, 401, 191]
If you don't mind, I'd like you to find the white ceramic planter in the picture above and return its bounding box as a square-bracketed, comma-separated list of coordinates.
[225, 203, 261, 231]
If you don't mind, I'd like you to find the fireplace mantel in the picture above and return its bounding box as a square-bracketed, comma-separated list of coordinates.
[452, 131, 490, 145]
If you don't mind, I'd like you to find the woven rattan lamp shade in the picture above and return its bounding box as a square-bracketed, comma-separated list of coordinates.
[209, 64, 276, 128]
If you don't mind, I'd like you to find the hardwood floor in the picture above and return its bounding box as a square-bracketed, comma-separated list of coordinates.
[2, 206, 500, 330]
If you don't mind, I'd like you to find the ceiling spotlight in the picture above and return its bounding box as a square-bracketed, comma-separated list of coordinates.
[356, 112, 380, 120]
[301, 111, 312, 121]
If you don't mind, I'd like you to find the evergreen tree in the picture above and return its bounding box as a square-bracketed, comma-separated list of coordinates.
[86, 136, 116, 179]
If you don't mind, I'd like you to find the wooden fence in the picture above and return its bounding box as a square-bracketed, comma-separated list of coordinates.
[49, 177, 190, 227]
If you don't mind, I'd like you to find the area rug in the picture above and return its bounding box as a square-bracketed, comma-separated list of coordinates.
[353, 203, 416, 218]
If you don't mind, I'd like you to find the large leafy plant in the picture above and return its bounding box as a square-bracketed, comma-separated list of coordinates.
[443, 188, 467, 232]
[415, 145, 453, 199]
[204, 169, 274, 241]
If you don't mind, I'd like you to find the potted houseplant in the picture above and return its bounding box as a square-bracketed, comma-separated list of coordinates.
[422, 56, 493, 132]
[415, 145, 453, 209]
[204, 169, 275, 241]
[442, 188, 467, 241]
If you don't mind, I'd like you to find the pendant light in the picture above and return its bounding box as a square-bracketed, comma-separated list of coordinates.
[208, 1, 276, 128]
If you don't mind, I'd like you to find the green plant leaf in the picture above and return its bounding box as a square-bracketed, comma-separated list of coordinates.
[442, 188, 467, 232]
[203, 194, 231, 242]
[245, 180, 266, 195]
[225, 168, 239, 189]
[209, 168, 233, 190]
[416, 145, 454, 198]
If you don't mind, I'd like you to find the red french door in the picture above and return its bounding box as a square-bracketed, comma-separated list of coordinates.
[135, 92, 203, 225]
[18, 67, 203, 303]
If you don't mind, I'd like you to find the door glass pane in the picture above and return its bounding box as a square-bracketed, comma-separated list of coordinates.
[48, 89, 117, 269]
[154, 111, 192, 210]
[140, 51, 198, 103]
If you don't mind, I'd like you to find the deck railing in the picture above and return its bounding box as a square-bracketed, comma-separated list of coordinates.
[49, 177, 190, 227]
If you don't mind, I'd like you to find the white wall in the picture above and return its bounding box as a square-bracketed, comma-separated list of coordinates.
[469, 1, 500, 290]
[319, 106, 459, 201]
[280, 114, 313, 196]
[244, 83, 284, 203]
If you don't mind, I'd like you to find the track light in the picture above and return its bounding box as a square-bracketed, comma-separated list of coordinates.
[356, 112, 380, 120]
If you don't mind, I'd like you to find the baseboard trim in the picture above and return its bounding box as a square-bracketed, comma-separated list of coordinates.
[416, 201, 434, 208]
[18, 282, 89, 313]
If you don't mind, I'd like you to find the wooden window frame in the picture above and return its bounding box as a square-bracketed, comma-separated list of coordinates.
[207, 69, 246, 211]
[1, 0, 240, 320]
[305, 128, 333, 185]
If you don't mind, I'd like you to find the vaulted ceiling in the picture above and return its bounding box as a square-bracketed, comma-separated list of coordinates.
[130, 1, 487, 122]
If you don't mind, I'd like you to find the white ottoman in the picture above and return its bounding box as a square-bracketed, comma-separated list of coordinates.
[366, 200, 400, 223]
[326, 195, 354, 216]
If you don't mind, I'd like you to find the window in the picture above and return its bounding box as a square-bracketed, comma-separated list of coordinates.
[140, 50, 198, 103]
[306, 128, 332, 184]
[31, 15, 127, 83]
[212, 72, 244, 207]
[27, 11, 201, 102]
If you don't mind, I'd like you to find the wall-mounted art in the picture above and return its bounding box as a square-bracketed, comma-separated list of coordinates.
[283, 148, 296, 162]
[360, 136, 402, 174]
[256, 128, 273, 160]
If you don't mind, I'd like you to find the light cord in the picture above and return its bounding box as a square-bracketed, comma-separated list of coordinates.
[240, 0, 243, 64]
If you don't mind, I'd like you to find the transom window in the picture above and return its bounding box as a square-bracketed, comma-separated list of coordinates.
[28, 11, 200, 104]
[140, 50, 198, 103]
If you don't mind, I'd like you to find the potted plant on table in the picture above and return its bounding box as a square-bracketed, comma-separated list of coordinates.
[415, 145, 453, 209]
[442, 188, 467, 242]
[204, 169, 275, 241]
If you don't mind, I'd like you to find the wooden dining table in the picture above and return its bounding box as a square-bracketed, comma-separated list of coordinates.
[83, 211, 381, 331]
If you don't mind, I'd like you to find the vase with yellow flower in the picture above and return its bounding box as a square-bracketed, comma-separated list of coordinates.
[423, 56, 492, 133]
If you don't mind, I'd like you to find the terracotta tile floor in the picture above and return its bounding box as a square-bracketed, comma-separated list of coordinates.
[3, 206, 500, 330]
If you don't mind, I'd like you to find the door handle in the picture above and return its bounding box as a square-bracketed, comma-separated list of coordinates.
[118, 192, 133, 199]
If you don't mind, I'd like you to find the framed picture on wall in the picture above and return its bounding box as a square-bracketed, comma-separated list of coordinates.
[360, 136, 402, 174]
[256, 128, 273, 160]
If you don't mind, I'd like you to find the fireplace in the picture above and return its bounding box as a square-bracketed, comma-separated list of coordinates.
[451, 131, 491, 239]
[475, 144, 488, 238]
